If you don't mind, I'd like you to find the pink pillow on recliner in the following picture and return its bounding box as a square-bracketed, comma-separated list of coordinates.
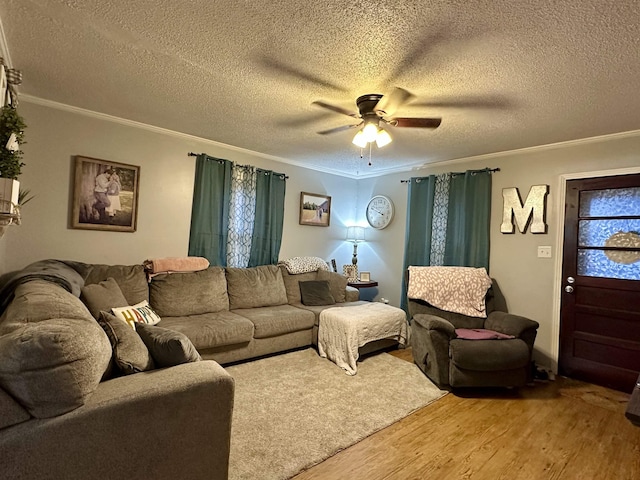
[455, 328, 515, 340]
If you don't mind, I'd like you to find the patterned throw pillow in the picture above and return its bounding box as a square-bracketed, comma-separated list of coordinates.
[111, 300, 162, 330]
[136, 324, 201, 367]
[98, 311, 155, 375]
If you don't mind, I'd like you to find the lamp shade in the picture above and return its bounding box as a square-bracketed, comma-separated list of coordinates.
[375, 129, 392, 147]
[346, 226, 365, 243]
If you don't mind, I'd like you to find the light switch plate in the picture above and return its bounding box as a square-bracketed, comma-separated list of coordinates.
[537, 246, 552, 258]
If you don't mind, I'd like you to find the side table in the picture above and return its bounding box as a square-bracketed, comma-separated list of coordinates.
[347, 280, 379, 289]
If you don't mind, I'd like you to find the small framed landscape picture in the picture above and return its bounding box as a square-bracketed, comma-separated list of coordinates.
[359, 271, 371, 282]
[71, 156, 140, 232]
[299, 192, 331, 227]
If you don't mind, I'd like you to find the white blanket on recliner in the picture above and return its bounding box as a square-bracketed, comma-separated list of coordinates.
[318, 303, 407, 375]
[407, 266, 492, 318]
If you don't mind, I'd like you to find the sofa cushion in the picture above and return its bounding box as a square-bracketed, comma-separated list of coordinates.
[111, 300, 162, 329]
[80, 277, 130, 320]
[299, 280, 335, 306]
[316, 269, 348, 303]
[0, 388, 31, 429]
[279, 266, 318, 304]
[226, 265, 288, 309]
[98, 311, 155, 374]
[158, 311, 254, 349]
[449, 338, 530, 371]
[232, 305, 315, 339]
[136, 324, 202, 367]
[0, 280, 112, 418]
[84, 264, 149, 305]
[149, 267, 229, 316]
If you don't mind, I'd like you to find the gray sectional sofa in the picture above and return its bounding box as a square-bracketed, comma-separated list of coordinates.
[0, 260, 383, 480]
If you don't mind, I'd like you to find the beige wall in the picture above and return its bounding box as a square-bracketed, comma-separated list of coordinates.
[2, 101, 358, 273]
[4, 99, 640, 369]
[356, 132, 640, 367]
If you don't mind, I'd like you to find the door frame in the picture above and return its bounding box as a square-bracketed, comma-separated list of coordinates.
[550, 166, 640, 373]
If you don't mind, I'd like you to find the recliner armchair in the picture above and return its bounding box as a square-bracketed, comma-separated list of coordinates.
[408, 280, 539, 388]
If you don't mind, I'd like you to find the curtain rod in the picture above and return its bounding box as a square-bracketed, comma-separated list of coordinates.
[188, 152, 289, 179]
[400, 167, 500, 183]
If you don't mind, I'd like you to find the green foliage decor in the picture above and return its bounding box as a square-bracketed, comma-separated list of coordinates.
[0, 105, 27, 179]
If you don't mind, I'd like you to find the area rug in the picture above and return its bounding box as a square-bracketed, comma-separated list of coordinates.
[225, 348, 447, 480]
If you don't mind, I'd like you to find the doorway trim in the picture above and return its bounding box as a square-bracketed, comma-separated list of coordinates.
[550, 166, 640, 373]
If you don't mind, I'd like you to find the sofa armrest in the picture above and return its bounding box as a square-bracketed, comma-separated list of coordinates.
[410, 314, 455, 387]
[345, 285, 359, 302]
[0, 361, 234, 480]
[485, 311, 539, 338]
[413, 313, 456, 337]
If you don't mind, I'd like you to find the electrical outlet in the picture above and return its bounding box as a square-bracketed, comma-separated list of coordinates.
[537, 246, 552, 258]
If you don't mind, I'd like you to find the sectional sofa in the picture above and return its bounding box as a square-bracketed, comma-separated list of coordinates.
[0, 260, 394, 479]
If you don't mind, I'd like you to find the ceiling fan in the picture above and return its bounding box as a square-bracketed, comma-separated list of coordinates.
[312, 87, 441, 148]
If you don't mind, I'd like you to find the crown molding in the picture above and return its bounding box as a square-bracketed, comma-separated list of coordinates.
[20, 95, 640, 181]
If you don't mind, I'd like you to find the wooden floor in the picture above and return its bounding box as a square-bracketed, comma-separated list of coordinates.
[293, 348, 640, 480]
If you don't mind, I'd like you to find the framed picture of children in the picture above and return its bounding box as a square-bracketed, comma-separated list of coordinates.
[71, 156, 140, 232]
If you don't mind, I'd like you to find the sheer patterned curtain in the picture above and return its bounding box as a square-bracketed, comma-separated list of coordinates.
[227, 165, 257, 267]
[188, 154, 286, 267]
[401, 168, 493, 312]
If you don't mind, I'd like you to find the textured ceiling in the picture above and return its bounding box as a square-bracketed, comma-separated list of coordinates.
[1, 0, 639, 177]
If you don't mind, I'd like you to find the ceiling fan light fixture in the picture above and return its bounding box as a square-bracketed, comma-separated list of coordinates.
[362, 122, 379, 142]
[352, 130, 368, 148]
[375, 129, 392, 148]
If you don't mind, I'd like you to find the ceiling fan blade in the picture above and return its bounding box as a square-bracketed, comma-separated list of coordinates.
[410, 95, 513, 110]
[317, 123, 362, 135]
[375, 87, 415, 116]
[391, 117, 442, 129]
[312, 100, 359, 118]
[258, 57, 347, 92]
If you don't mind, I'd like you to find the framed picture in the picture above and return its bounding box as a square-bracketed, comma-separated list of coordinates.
[299, 191, 331, 226]
[71, 156, 140, 232]
[359, 271, 371, 282]
[343, 264, 358, 283]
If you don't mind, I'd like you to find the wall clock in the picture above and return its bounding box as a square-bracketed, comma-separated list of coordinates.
[366, 195, 394, 229]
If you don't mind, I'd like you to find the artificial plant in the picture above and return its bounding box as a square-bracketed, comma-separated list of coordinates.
[0, 105, 26, 179]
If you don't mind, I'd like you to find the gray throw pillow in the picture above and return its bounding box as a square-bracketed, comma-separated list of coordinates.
[81, 277, 129, 320]
[136, 324, 202, 367]
[98, 311, 155, 375]
[316, 269, 347, 303]
[299, 280, 336, 306]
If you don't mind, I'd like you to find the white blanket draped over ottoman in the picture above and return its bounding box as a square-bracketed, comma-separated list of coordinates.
[318, 303, 408, 375]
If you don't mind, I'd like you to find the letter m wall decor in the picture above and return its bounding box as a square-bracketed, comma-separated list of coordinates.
[501, 185, 549, 234]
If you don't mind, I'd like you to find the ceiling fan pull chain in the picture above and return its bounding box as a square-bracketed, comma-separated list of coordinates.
[368, 143, 372, 166]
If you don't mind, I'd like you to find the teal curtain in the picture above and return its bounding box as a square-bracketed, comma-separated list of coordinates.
[401, 168, 493, 313]
[248, 169, 287, 267]
[188, 154, 287, 268]
[400, 175, 437, 312]
[443, 169, 492, 269]
[188, 154, 232, 266]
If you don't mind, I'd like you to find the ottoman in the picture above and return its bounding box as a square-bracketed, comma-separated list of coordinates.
[318, 303, 408, 375]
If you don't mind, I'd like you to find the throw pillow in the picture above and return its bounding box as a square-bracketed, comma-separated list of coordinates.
[299, 280, 336, 306]
[80, 277, 130, 320]
[98, 311, 155, 375]
[316, 269, 347, 303]
[136, 324, 202, 368]
[111, 300, 162, 330]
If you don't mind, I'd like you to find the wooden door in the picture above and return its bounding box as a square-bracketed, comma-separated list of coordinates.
[559, 174, 640, 393]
